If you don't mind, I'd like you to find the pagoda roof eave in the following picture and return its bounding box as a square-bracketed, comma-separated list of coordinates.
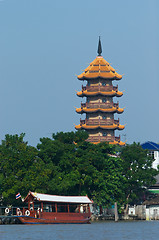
[76, 107, 124, 114]
[109, 141, 125, 146]
[77, 76, 122, 81]
[77, 90, 123, 97]
[75, 124, 125, 130]
[90, 141, 125, 146]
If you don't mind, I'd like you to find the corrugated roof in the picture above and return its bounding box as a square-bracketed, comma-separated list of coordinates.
[141, 141, 159, 151]
[27, 192, 92, 204]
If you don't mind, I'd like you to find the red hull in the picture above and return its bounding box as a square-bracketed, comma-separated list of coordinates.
[18, 213, 91, 224]
[18, 216, 90, 224]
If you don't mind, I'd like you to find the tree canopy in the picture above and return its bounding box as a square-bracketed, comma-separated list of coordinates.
[0, 132, 158, 207]
[37, 131, 125, 206]
[120, 142, 158, 205]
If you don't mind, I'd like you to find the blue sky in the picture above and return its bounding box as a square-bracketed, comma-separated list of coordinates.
[0, 0, 159, 146]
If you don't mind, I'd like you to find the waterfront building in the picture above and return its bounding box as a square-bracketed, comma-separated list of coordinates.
[75, 38, 125, 145]
[141, 141, 159, 170]
[141, 141, 159, 196]
[143, 196, 159, 220]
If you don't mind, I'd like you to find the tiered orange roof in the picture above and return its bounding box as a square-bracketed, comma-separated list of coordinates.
[76, 106, 124, 114]
[75, 123, 125, 131]
[78, 56, 122, 80]
[107, 140, 125, 146]
[77, 90, 123, 97]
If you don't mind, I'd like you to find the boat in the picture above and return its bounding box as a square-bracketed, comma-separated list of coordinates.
[16, 191, 92, 224]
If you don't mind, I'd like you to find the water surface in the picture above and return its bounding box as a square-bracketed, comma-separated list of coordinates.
[0, 221, 158, 240]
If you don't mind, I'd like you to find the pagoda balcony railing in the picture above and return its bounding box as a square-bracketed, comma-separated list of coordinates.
[81, 102, 119, 109]
[86, 135, 121, 143]
[82, 85, 118, 92]
[80, 118, 119, 126]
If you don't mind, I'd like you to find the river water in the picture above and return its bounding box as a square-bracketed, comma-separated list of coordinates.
[0, 221, 158, 240]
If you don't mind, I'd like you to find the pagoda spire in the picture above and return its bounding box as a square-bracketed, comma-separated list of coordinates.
[97, 36, 102, 56]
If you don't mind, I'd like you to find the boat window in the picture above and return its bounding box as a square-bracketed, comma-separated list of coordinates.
[57, 203, 68, 213]
[80, 204, 89, 213]
[34, 203, 41, 211]
[52, 204, 56, 212]
[30, 203, 34, 211]
[43, 203, 56, 212]
[69, 204, 79, 213]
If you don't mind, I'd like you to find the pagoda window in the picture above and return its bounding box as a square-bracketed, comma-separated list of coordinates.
[87, 99, 90, 103]
[87, 81, 90, 86]
[102, 82, 106, 86]
[103, 132, 106, 136]
[86, 115, 89, 119]
[102, 98, 106, 103]
[103, 116, 106, 120]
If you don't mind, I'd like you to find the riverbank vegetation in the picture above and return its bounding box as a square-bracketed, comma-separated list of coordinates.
[0, 131, 158, 207]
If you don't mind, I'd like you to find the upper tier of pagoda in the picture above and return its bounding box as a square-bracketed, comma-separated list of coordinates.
[77, 56, 122, 81]
[76, 102, 124, 114]
[77, 85, 123, 97]
[75, 118, 125, 131]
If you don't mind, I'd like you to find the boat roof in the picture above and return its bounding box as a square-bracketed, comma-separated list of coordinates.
[25, 191, 92, 204]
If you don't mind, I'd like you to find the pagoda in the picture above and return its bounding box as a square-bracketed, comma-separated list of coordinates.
[75, 38, 125, 145]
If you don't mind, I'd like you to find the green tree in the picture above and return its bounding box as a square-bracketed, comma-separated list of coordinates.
[2, 131, 150, 209]
[0, 134, 34, 204]
[74, 141, 126, 206]
[120, 142, 158, 211]
[37, 131, 126, 207]
[0, 134, 46, 205]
